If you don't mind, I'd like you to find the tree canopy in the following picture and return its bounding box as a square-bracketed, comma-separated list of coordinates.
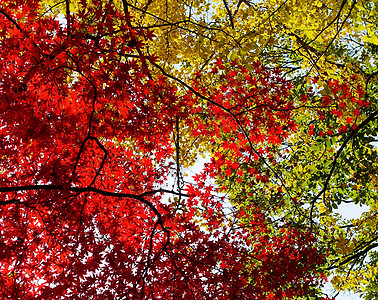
[0, 0, 377, 299]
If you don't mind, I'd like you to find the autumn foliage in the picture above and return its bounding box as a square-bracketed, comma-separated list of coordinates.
[0, 0, 376, 299]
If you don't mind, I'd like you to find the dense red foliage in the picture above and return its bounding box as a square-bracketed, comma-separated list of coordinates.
[0, 1, 326, 298]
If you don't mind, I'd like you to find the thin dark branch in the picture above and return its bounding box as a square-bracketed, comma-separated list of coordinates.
[88, 137, 109, 187]
[328, 243, 378, 270]
[311, 109, 378, 216]
[0, 184, 171, 255]
[0, 9, 23, 31]
[65, 0, 71, 37]
[222, 0, 235, 29]
[309, 0, 357, 74]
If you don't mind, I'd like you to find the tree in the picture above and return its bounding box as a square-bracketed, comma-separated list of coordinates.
[0, 0, 328, 299]
[0, 0, 377, 299]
